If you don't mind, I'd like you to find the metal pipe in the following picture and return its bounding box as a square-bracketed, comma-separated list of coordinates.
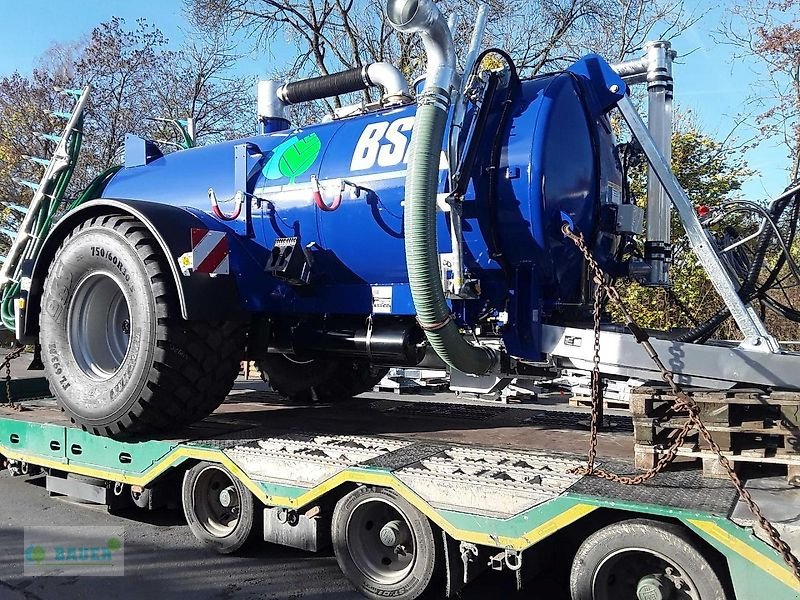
[446, 5, 489, 297]
[610, 57, 648, 84]
[386, 0, 457, 93]
[257, 80, 290, 134]
[460, 6, 489, 91]
[643, 41, 676, 287]
[363, 62, 411, 105]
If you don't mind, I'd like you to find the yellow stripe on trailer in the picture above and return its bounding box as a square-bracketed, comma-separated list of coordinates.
[1, 442, 597, 552]
[271, 467, 598, 550]
[687, 518, 800, 592]
[0, 445, 269, 506]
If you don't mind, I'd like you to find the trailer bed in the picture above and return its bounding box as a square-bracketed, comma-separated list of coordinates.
[1, 381, 798, 598]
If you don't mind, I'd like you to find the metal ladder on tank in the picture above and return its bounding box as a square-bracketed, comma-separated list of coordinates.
[0, 86, 90, 287]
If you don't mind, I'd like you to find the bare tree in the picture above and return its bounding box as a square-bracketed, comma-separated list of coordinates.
[152, 30, 255, 143]
[719, 0, 800, 182]
[0, 70, 69, 256]
[186, 0, 697, 122]
[0, 15, 256, 232]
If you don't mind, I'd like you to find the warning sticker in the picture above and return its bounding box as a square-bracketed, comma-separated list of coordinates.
[371, 286, 393, 314]
[608, 182, 622, 205]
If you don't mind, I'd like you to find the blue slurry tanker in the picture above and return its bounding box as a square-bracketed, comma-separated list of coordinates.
[2, 0, 797, 437]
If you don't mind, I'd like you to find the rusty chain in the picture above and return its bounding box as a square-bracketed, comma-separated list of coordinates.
[561, 222, 800, 582]
[1, 345, 24, 411]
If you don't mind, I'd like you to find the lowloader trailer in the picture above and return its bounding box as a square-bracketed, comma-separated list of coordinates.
[0, 392, 800, 600]
[1, 0, 800, 597]
[2, 388, 800, 600]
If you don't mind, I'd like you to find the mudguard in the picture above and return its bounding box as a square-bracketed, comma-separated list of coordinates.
[21, 199, 251, 343]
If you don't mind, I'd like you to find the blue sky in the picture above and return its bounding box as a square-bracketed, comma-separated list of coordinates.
[0, 0, 791, 201]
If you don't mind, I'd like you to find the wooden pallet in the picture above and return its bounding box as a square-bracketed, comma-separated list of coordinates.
[373, 381, 449, 395]
[239, 361, 262, 380]
[630, 386, 800, 483]
[568, 396, 630, 410]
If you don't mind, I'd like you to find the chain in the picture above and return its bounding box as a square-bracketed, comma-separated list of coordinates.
[561, 222, 800, 582]
[2, 346, 24, 411]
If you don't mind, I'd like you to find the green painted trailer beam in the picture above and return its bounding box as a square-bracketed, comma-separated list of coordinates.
[1, 415, 799, 599]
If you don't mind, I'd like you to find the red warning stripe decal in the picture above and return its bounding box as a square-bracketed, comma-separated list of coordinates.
[190, 228, 230, 275]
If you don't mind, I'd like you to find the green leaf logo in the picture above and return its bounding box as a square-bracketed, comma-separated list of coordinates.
[31, 546, 45, 563]
[262, 133, 322, 184]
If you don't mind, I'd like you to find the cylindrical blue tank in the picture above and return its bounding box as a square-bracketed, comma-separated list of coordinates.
[102, 67, 622, 360]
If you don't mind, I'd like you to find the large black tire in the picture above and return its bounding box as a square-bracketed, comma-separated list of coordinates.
[39, 214, 246, 437]
[332, 486, 442, 600]
[570, 518, 728, 600]
[182, 462, 259, 554]
[258, 354, 387, 402]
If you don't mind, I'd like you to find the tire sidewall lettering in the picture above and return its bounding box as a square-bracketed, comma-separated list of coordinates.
[40, 227, 156, 422]
[91, 245, 132, 283]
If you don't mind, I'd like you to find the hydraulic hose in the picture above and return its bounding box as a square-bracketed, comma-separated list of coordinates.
[404, 87, 495, 374]
[675, 190, 797, 343]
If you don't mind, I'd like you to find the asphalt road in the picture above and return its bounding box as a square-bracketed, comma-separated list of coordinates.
[0, 470, 541, 600]
[0, 471, 360, 600]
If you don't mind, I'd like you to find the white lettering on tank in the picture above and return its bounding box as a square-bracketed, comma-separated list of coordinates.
[350, 122, 389, 171]
[351, 116, 416, 171]
[377, 116, 415, 167]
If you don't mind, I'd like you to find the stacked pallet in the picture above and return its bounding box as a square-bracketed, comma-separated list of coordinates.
[566, 370, 639, 411]
[373, 367, 449, 394]
[240, 361, 262, 380]
[631, 386, 800, 484]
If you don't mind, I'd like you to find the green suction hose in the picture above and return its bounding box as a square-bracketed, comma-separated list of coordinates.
[404, 88, 495, 375]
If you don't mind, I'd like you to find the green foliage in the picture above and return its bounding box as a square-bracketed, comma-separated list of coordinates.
[612, 123, 753, 333]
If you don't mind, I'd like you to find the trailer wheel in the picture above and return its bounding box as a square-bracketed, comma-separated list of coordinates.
[129, 486, 152, 510]
[182, 462, 258, 554]
[259, 354, 387, 402]
[570, 519, 728, 600]
[332, 486, 441, 599]
[39, 214, 245, 436]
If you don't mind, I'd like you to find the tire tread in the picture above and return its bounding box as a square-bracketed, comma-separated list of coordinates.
[40, 214, 246, 437]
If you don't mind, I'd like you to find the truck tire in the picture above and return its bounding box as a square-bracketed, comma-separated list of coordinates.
[182, 462, 259, 554]
[332, 486, 442, 599]
[39, 214, 245, 437]
[570, 518, 728, 600]
[258, 354, 387, 402]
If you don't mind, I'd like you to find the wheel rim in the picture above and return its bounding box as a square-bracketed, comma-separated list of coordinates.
[191, 466, 241, 537]
[345, 497, 417, 585]
[67, 272, 131, 381]
[592, 547, 701, 600]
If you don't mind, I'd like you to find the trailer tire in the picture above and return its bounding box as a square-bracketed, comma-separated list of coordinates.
[570, 518, 728, 600]
[332, 486, 441, 599]
[39, 214, 245, 437]
[259, 354, 387, 402]
[182, 462, 259, 555]
[129, 487, 152, 510]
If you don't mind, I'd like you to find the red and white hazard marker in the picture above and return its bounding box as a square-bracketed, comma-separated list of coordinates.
[190, 228, 230, 275]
